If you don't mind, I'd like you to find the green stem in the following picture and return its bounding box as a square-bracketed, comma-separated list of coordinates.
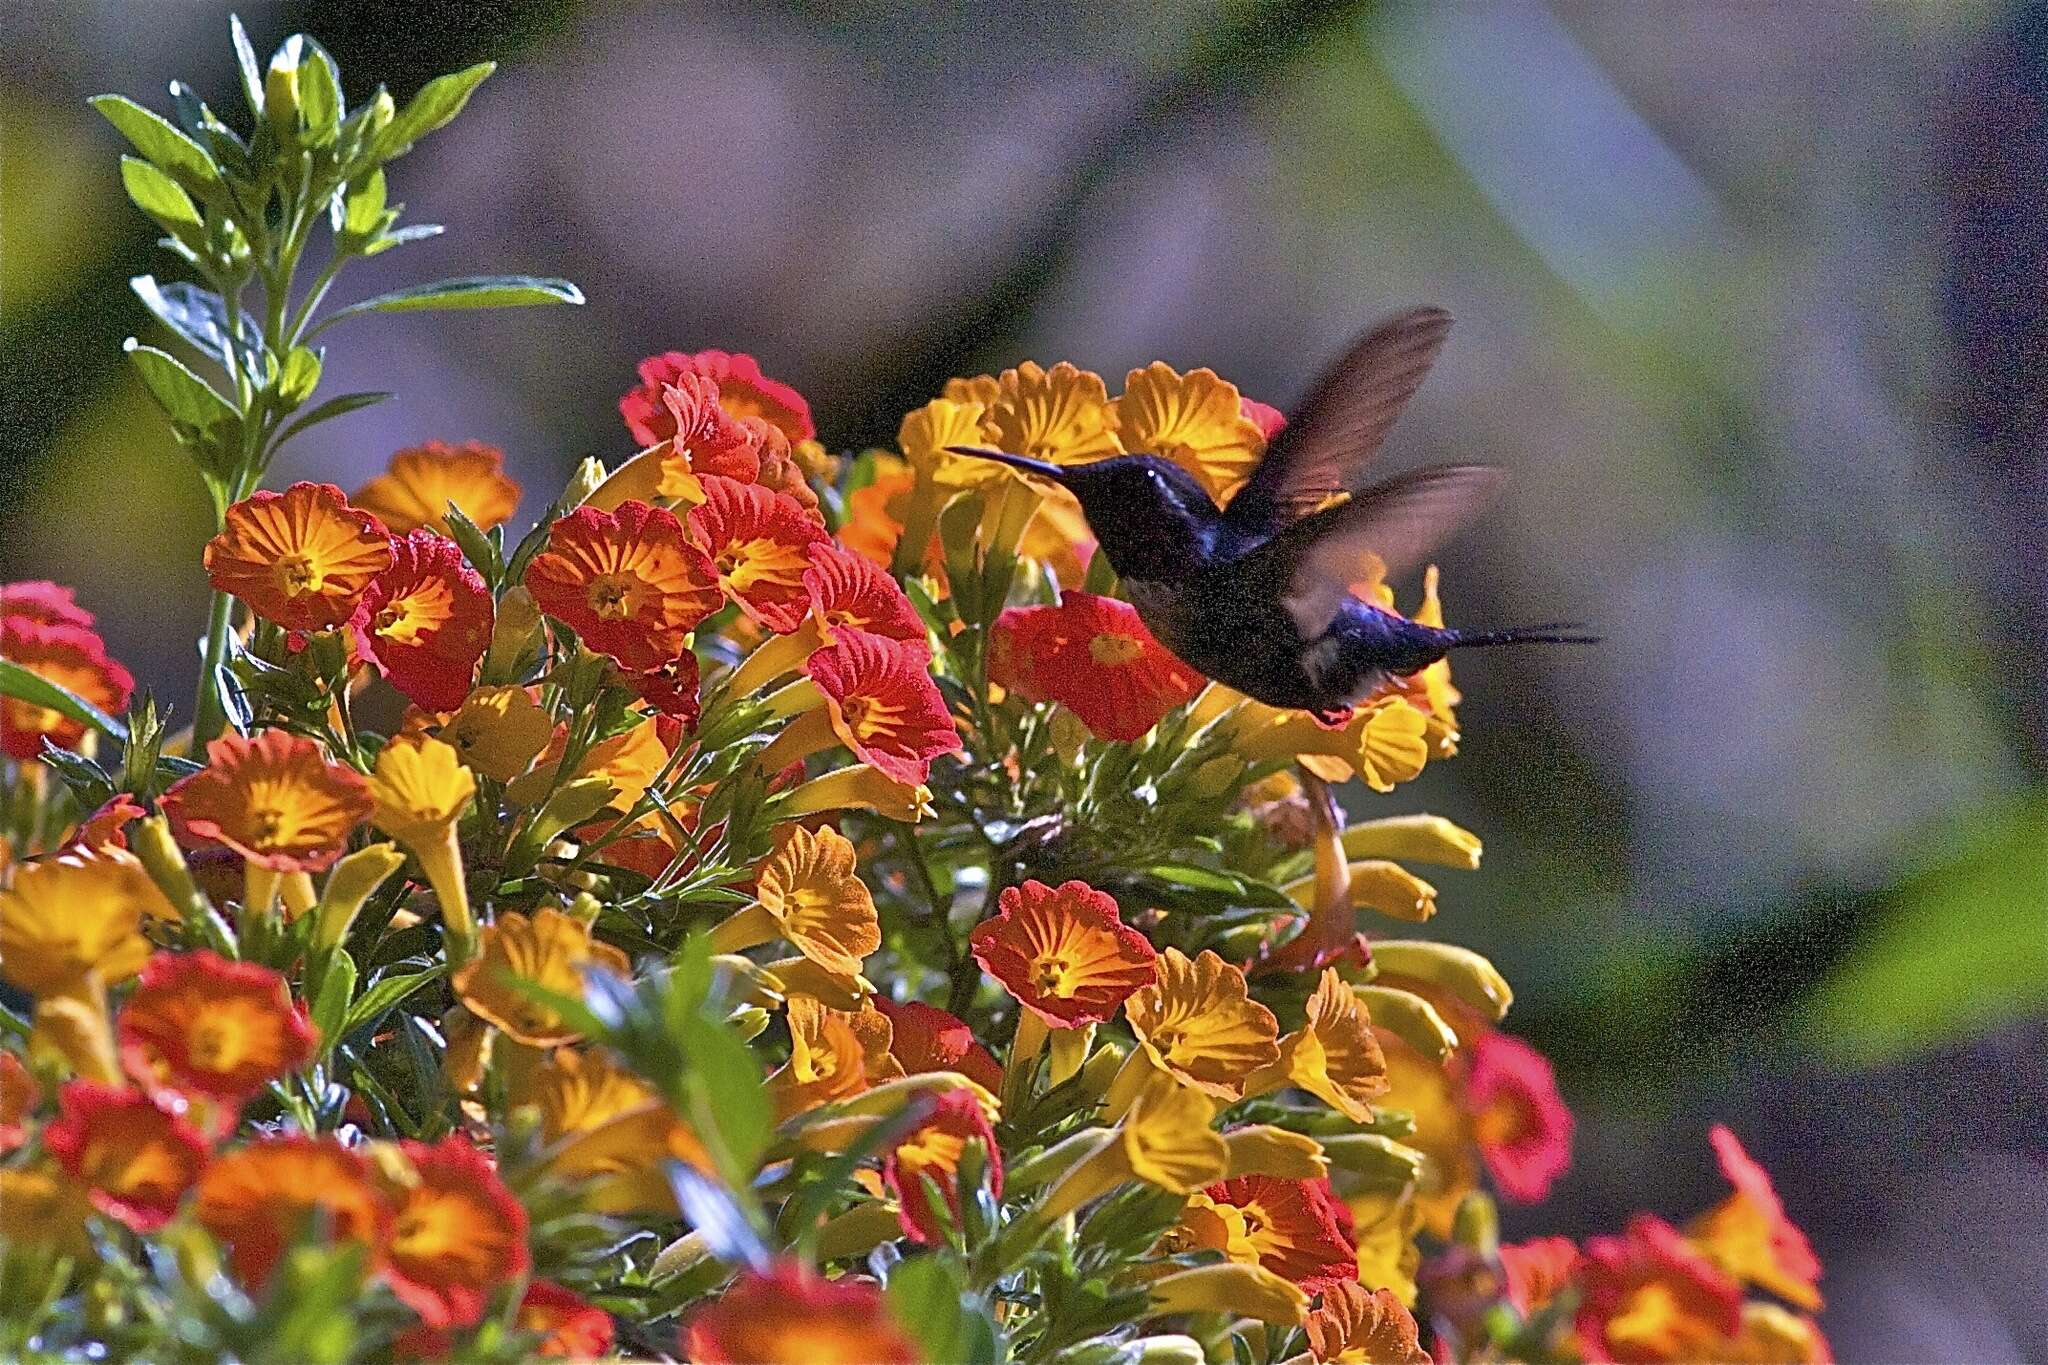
[189, 589, 238, 748]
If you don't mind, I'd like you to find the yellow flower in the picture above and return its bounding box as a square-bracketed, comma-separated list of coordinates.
[1110, 362, 1266, 503]
[903, 398, 999, 489]
[1408, 566, 1462, 755]
[1235, 697, 1431, 793]
[1124, 947, 1279, 1100]
[1341, 814, 1481, 870]
[507, 714, 666, 811]
[1146, 1262, 1308, 1327]
[516, 1047, 713, 1213]
[0, 849, 169, 996]
[706, 825, 879, 977]
[1304, 1281, 1431, 1364]
[780, 766, 935, 823]
[0, 1165, 93, 1256]
[766, 995, 900, 1121]
[986, 361, 1123, 467]
[1032, 1083, 1228, 1226]
[370, 735, 478, 961]
[422, 685, 553, 782]
[1248, 969, 1389, 1122]
[1221, 1125, 1329, 1181]
[352, 440, 521, 536]
[1374, 1036, 1475, 1239]
[452, 909, 631, 1047]
[1349, 1186, 1424, 1304]
[1284, 860, 1439, 925]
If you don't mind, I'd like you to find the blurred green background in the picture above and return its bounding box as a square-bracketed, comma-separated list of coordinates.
[4, 2, 2044, 1357]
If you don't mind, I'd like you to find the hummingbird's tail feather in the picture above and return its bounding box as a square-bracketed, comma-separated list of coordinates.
[1445, 622, 1601, 648]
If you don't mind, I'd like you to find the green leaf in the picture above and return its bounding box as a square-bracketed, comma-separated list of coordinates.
[310, 950, 358, 1057]
[340, 965, 445, 1036]
[125, 340, 240, 445]
[230, 14, 266, 117]
[297, 38, 343, 141]
[120, 156, 203, 235]
[365, 223, 443, 256]
[316, 275, 584, 332]
[274, 391, 390, 451]
[280, 346, 322, 404]
[374, 62, 495, 160]
[131, 276, 254, 367]
[0, 660, 129, 743]
[442, 504, 504, 590]
[338, 168, 387, 238]
[91, 94, 218, 189]
[679, 1013, 772, 1185]
[885, 1255, 998, 1365]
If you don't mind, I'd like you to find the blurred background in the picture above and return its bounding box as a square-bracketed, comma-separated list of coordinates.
[4, 1, 2043, 1357]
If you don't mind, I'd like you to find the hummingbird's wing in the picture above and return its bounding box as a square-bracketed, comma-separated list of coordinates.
[1222, 306, 1454, 540]
[1265, 464, 1504, 638]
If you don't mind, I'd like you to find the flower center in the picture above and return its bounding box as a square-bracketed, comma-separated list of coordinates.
[1606, 1282, 1688, 1355]
[1088, 632, 1145, 667]
[1032, 957, 1073, 997]
[273, 554, 323, 597]
[586, 573, 641, 620]
[186, 1016, 240, 1070]
[374, 581, 455, 646]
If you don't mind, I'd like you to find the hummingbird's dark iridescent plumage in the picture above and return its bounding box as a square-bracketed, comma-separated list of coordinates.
[954, 307, 1595, 717]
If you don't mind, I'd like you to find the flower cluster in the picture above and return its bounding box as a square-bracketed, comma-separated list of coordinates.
[1, 44, 1832, 1354]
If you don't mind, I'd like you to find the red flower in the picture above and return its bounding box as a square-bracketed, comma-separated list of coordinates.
[204, 482, 392, 632]
[2, 579, 95, 630]
[1200, 1174, 1358, 1292]
[43, 1081, 210, 1232]
[624, 349, 814, 446]
[516, 1279, 614, 1357]
[805, 543, 926, 644]
[628, 649, 704, 727]
[0, 1050, 36, 1154]
[688, 474, 828, 632]
[681, 1261, 919, 1364]
[1501, 1235, 1582, 1316]
[379, 1135, 531, 1329]
[874, 999, 1002, 1093]
[159, 729, 373, 872]
[1688, 1125, 1823, 1311]
[522, 501, 722, 672]
[1240, 396, 1287, 441]
[355, 530, 495, 711]
[68, 793, 146, 852]
[804, 629, 960, 785]
[991, 592, 1204, 742]
[1465, 1031, 1574, 1203]
[968, 879, 1158, 1027]
[1, 618, 133, 761]
[118, 951, 317, 1114]
[883, 1088, 1002, 1244]
[194, 1135, 389, 1287]
[1576, 1214, 1743, 1364]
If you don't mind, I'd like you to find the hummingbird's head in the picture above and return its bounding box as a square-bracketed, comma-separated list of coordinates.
[947, 449, 1220, 581]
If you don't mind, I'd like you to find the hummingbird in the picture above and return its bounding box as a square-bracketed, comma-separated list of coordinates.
[952, 306, 1596, 718]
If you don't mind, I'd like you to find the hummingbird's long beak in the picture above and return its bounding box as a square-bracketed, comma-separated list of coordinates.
[946, 446, 1069, 481]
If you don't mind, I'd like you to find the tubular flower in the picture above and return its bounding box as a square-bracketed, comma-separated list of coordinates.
[370, 735, 479, 959]
[354, 530, 494, 711]
[377, 1136, 531, 1329]
[1146, 1262, 1309, 1327]
[194, 1135, 390, 1288]
[1125, 947, 1280, 1100]
[161, 730, 373, 873]
[515, 1280, 615, 1358]
[767, 995, 899, 1119]
[1249, 969, 1389, 1122]
[2, 579, 96, 629]
[986, 361, 1123, 468]
[509, 713, 669, 811]
[0, 848, 168, 995]
[1110, 362, 1268, 503]
[0, 1050, 36, 1153]
[687, 475, 828, 631]
[1501, 1235, 1583, 1316]
[759, 628, 959, 786]
[352, 440, 521, 536]
[515, 1046, 713, 1213]
[873, 998, 1003, 1094]
[623, 349, 814, 446]
[1376, 1035, 1478, 1238]
[883, 1087, 1002, 1244]
[709, 824, 879, 976]
[522, 500, 721, 671]
[0, 1165, 93, 1256]
[451, 909, 631, 1047]
[43, 1081, 209, 1232]
[991, 593, 1204, 742]
[723, 543, 926, 698]
[1575, 1214, 1744, 1365]
[1303, 1281, 1431, 1365]
[681, 1260, 921, 1365]
[118, 951, 315, 1112]
[837, 456, 920, 569]
[1178, 1175, 1359, 1292]
[1242, 395, 1287, 440]
[414, 685, 553, 782]
[1687, 1125, 1823, 1311]
[1465, 1031, 1574, 1204]
[1233, 695, 1431, 793]
[0, 618, 133, 761]
[1350, 1188, 1425, 1304]
[1033, 1083, 1229, 1224]
[969, 879, 1158, 1028]
[1407, 566, 1462, 755]
[1722, 1303, 1833, 1365]
[204, 482, 392, 631]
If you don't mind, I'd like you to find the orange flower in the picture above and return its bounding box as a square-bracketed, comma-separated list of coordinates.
[354, 530, 494, 712]
[708, 824, 879, 976]
[204, 482, 393, 631]
[1722, 1303, 1832, 1365]
[1124, 947, 1280, 1100]
[451, 909, 632, 1047]
[986, 361, 1122, 467]
[160, 729, 373, 872]
[622, 349, 814, 446]
[681, 1261, 920, 1364]
[723, 543, 927, 699]
[759, 629, 959, 786]
[766, 995, 897, 1120]
[0, 1049, 37, 1153]
[1304, 1281, 1431, 1365]
[352, 440, 521, 536]
[1500, 1235, 1582, 1316]
[688, 475, 828, 631]
[907, 397, 1001, 489]
[414, 684, 553, 782]
[1182, 1175, 1358, 1292]
[1575, 1214, 1743, 1365]
[1110, 362, 1267, 503]
[1465, 1031, 1573, 1204]
[990, 592, 1203, 742]
[377, 1136, 530, 1329]
[194, 1135, 390, 1287]
[0, 618, 132, 761]
[883, 1087, 1002, 1244]
[0, 1165, 92, 1256]
[968, 879, 1157, 1028]
[873, 998, 1002, 1094]
[118, 950, 316, 1112]
[838, 457, 919, 569]
[1249, 968, 1388, 1123]
[43, 1080, 209, 1232]
[0, 847, 168, 995]
[515, 1280, 614, 1358]
[522, 501, 722, 672]
[1687, 1125, 1822, 1312]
